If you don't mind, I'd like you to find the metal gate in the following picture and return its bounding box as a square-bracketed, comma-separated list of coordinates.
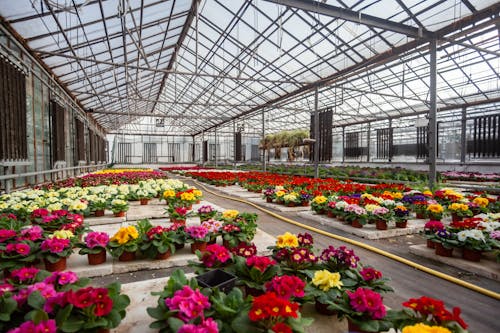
[143, 143, 158, 163]
[117, 143, 131, 163]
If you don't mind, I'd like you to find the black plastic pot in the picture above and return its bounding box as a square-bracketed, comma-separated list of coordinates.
[196, 269, 237, 293]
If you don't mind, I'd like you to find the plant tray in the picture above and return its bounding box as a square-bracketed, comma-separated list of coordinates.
[196, 269, 237, 293]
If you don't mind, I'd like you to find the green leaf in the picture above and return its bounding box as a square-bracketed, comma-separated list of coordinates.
[147, 306, 167, 320]
[27, 291, 45, 310]
[60, 319, 86, 332]
[25, 309, 49, 324]
[55, 304, 73, 324]
[167, 317, 185, 332]
[107, 309, 123, 328]
[149, 320, 167, 330]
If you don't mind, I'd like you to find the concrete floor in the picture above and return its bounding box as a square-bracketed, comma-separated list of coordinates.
[90, 176, 500, 333]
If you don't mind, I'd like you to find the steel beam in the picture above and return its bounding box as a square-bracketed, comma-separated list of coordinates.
[263, 0, 434, 38]
[428, 39, 438, 188]
[313, 87, 320, 178]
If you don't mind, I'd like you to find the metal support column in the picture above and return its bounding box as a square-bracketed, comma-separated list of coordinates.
[342, 126, 345, 163]
[460, 106, 467, 163]
[314, 87, 320, 178]
[214, 127, 218, 168]
[388, 118, 393, 162]
[262, 109, 266, 172]
[233, 121, 236, 170]
[366, 122, 371, 162]
[201, 131, 204, 166]
[428, 39, 438, 188]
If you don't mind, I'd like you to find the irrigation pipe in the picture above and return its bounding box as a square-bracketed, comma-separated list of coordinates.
[193, 180, 500, 301]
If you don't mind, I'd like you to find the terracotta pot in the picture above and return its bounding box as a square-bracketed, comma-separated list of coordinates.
[462, 248, 481, 262]
[155, 250, 172, 260]
[426, 239, 436, 249]
[435, 243, 453, 257]
[351, 220, 363, 228]
[245, 286, 264, 297]
[416, 212, 426, 219]
[94, 209, 105, 217]
[452, 213, 462, 223]
[327, 211, 335, 218]
[170, 218, 186, 226]
[337, 216, 344, 221]
[96, 329, 110, 333]
[191, 241, 208, 254]
[347, 320, 371, 333]
[316, 209, 325, 215]
[396, 220, 408, 228]
[88, 250, 107, 265]
[302, 201, 309, 207]
[140, 198, 149, 205]
[375, 220, 388, 230]
[266, 197, 273, 203]
[286, 202, 296, 207]
[118, 251, 136, 262]
[314, 300, 337, 316]
[114, 211, 126, 217]
[44, 257, 67, 272]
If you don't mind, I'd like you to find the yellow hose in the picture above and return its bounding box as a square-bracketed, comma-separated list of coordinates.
[194, 181, 500, 301]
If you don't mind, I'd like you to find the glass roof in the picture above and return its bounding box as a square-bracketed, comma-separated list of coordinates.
[1, 0, 499, 136]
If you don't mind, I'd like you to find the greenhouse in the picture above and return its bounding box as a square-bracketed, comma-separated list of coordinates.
[0, 1, 499, 333]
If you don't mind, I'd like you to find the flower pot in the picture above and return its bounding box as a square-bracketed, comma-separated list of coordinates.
[395, 220, 408, 228]
[118, 251, 136, 262]
[302, 201, 309, 207]
[435, 243, 453, 257]
[140, 198, 149, 205]
[175, 243, 185, 250]
[316, 209, 325, 215]
[96, 329, 110, 333]
[286, 202, 296, 207]
[94, 209, 105, 217]
[314, 300, 337, 316]
[462, 248, 481, 262]
[170, 218, 186, 226]
[426, 239, 436, 249]
[44, 257, 67, 272]
[327, 211, 335, 218]
[351, 220, 363, 228]
[114, 211, 126, 217]
[375, 220, 388, 230]
[451, 213, 462, 223]
[88, 250, 107, 265]
[155, 250, 172, 260]
[196, 269, 237, 293]
[266, 197, 273, 203]
[191, 241, 208, 254]
[347, 320, 371, 333]
[416, 212, 426, 219]
[337, 215, 344, 222]
[245, 286, 265, 297]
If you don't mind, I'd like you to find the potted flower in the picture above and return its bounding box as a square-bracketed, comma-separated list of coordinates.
[432, 229, 459, 257]
[311, 195, 328, 214]
[387, 296, 469, 333]
[108, 225, 141, 261]
[426, 203, 444, 221]
[200, 219, 223, 244]
[274, 189, 287, 204]
[188, 243, 232, 274]
[344, 204, 368, 228]
[196, 205, 217, 222]
[319, 245, 360, 274]
[268, 232, 318, 275]
[327, 287, 392, 332]
[422, 220, 445, 249]
[299, 191, 312, 206]
[162, 189, 177, 205]
[394, 205, 410, 228]
[370, 206, 393, 230]
[78, 231, 109, 265]
[262, 188, 275, 203]
[447, 203, 473, 222]
[177, 190, 197, 209]
[138, 220, 177, 260]
[456, 229, 491, 262]
[0, 239, 40, 274]
[185, 225, 211, 254]
[305, 269, 343, 315]
[40, 235, 73, 271]
[89, 197, 108, 217]
[221, 212, 258, 248]
[166, 205, 191, 225]
[232, 255, 279, 296]
[110, 199, 129, 217]
[283, 192, 301, 207]
[136, 187, 155, 205]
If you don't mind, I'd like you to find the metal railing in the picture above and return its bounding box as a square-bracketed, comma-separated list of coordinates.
[0, 163, 108, 193]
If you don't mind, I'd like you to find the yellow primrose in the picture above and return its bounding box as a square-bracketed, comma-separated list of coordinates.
[448, 203, 469, 212]
[313, 196, 327, 204]
[50, 230, 74, 239]
[276, 232, 299, 248]
[192, 189, 203, 198]
[163, 189, 176, 198]
[111, 226, 139, 245]
[472, 197, 489, 208]
[364, 204, 380, 213]
[275, 190, 286, 197]
[423, 190, 433, 196]
[312, 270, 343, 291]
[222, 210, 239, 220]
[69, 201, 88, 211]
[180, 192, 195, 202]
[402, 323, 451, 333]
[427, 204, 443, 214]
